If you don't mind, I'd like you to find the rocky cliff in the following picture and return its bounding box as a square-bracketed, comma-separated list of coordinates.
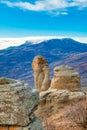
[0, 77, 44, 130]
[32, 55, 87, 130]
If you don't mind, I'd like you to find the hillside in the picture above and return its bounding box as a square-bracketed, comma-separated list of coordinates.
[0, 38, 87, 86]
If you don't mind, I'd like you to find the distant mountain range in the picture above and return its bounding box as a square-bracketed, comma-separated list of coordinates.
[0, 38, 87, 86]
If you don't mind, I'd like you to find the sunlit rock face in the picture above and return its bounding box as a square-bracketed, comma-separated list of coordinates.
[0, 77, 44, 130]
[32, 55, 51, 92]
[50, 65, 81, 91]
[32, 56, 86, 130]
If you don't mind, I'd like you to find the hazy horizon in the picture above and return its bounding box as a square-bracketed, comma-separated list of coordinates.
[0, 0, 87, 49]
[0, 36, 87, 50]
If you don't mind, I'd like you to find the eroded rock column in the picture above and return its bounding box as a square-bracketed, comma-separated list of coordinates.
[50, 65, 81, 91]
[32, 55, 51, 92]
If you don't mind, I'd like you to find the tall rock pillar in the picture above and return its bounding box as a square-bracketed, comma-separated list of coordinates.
[32, 55, 51, 92]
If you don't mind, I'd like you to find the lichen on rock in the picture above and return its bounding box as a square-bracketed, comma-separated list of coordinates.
[0, 77, 44, 130]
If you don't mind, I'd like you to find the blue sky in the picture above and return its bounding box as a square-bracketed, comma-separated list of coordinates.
[0, 0, 87, 38]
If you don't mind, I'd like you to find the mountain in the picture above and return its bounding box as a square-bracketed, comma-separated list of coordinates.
[0, 38, 87, 86]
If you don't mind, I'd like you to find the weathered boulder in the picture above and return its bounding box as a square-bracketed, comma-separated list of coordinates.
[69, 91, 85, 101]
[36, 89, 86, 118]
[0, 77, 44, 130]
[50, 65, 80, 91]
[36, 89, 86, 130]
[32, 55, 51, 92]
[28, 117, 44, 130]
[0, 77, 15, 84]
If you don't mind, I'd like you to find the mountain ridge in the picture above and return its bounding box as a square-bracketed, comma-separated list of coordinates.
[0, 38, 87, 86]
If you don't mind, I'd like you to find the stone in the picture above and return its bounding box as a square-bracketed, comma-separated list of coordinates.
[0, 77, 39, 126]
[0, 77, 44, 130]
[40, 89, 69, 103]
[32, 55, 51, 92]
[41, 66, 51, 91]
[0, 127, 8, 130]
[39, 89, 57, 98]
[69, 91, 85, 101]
[0, 119, 44, 130]
[0, 77, 16, 85]
[26, 117, 45, 130]
[50, 65, 80, 91]
[9, 126, 22, 130]
[36, 89, 86, 118]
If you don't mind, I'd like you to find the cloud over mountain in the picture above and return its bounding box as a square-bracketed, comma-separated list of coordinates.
[0, 37, 87, 50]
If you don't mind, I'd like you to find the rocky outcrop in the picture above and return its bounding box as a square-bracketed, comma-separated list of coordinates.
[0, 77, 44, 130]
[32, 56, 81, 92]
[50, 65, 80, 91]
[32, 55, 51, 92]
[32, 55, 87, 130]
[36, 89, 86, 117]
[35, 89, 86, 130]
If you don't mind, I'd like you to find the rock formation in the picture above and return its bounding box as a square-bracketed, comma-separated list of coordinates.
[36, 88, 86, 130]
[41, 66, 51, 91]
[32, 56, 87, 130]
[32, 55, 51, 92]
[0, 77, 44, 130]
[36, 89, 86, 117]
[50, 65, 80, 91]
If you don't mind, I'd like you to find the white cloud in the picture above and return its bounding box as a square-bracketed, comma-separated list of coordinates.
[0, 36, 87, 50]
[0, 0, 68, 11]
[61, 12, 68, 15]
[73, 37, 87, 43]
[0, 0, 69, 16]
[0, 36, 54, 49]
[0, 0, 87, 15]
[71, 0, 87, 9]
